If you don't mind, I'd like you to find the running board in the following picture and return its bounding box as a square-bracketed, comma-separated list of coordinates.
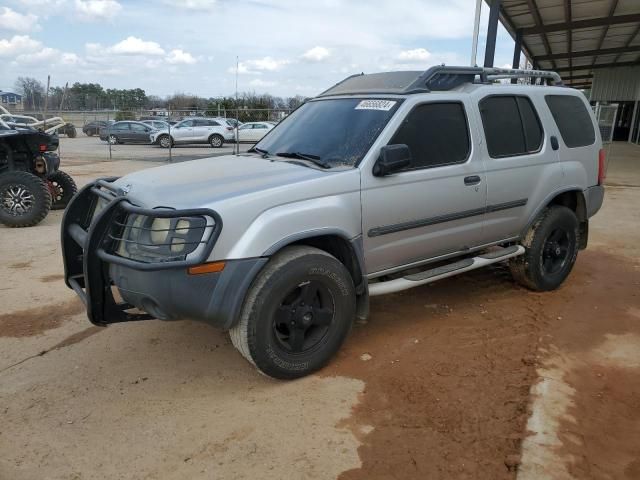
[368, 245, 524, 297]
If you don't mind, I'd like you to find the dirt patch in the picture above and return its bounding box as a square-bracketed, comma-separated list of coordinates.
[0, 299, 85, 338]
[39, 274, 65, 283]
[327, 250, 640, 480]
[7, 261, 32, 270]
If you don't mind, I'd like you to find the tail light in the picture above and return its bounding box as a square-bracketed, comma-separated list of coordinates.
[598, 148, 606, 185]
[39, 144, 47, 152]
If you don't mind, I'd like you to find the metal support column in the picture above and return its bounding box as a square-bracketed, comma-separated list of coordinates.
[484, 0, 502, 68]
[511, 29, 523, 84]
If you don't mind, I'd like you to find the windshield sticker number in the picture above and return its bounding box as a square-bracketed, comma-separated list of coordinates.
[355, 100, 396, 111]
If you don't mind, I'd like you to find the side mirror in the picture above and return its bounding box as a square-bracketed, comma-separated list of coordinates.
[373, 144, 412, 177]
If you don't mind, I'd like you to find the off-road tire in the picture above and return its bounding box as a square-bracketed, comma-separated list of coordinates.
[0, 171, 52, 227]
[510, 206, 579, 291]
[230, 246, 356, 379]
[47, 170, 78, 210]
[158, 135, 173, 148]
[209, 134, 224, 148]
[66, 126, 77, 138]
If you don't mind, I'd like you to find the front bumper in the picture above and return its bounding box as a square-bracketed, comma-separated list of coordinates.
[61, 178, 265, 328]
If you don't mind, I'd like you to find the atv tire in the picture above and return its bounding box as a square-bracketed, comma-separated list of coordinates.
[0, 171, 52, 227]
[48, 170, 78, 210]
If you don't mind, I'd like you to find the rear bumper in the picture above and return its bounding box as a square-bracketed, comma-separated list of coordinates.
[61, 178, 264, 329]
[585, 185, 604, 218]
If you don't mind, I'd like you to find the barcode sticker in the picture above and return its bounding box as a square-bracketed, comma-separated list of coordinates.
[355, 100, 397, 111]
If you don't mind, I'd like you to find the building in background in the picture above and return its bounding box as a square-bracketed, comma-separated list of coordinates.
[0, 90, 23, 112]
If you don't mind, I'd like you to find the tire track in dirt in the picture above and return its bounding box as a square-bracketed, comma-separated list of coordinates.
[0, 299, 85, 338]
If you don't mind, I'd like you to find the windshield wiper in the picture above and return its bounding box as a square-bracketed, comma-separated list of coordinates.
[276, 152, 331, 169]
[248, 146, 270, 158]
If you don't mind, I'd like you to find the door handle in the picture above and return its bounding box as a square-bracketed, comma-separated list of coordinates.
[464, 175, 481, 186]
[550, 136, 559, 151]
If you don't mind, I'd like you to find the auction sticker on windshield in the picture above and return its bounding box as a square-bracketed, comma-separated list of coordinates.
[355, 100, 397, 111]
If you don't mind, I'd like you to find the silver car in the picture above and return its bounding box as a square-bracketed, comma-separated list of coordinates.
[62, 66, 604, 379]
[150, 118, 234, 148]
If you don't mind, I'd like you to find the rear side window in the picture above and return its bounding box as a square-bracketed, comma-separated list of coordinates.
[479, 95, 543, 157]
[545, 95, 595, 148]
[390, 102, 470, 170]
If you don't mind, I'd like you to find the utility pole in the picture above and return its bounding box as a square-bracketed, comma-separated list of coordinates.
[235, 56, 239, 155]
[43, 75, 50, 132]
[471, 0, 482, 66]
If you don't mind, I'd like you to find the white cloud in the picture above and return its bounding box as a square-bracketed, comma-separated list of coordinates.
[74, 0, 122, 22]
[0, 7, 39, 32]
[302, 46, 330, 62]
[109, 36, 164, 56]
[14, 46, 59, 64]
[0, 35, 41, 57]
[233, 56, 290, 75]
[249, 78, 276, 88]
[161, 0, 216, 10]
[397, 48, 431, 62]
[166, 49, 196, 65]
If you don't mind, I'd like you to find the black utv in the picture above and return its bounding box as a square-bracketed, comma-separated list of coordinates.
[0, 124, 77, 227]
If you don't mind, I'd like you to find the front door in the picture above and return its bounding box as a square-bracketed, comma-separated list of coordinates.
[173, 120, 195, 142]
[362, 100, 487, 276]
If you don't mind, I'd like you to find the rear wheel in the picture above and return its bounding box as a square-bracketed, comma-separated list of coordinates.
[47, 170, 77, 210]
[0, 171, 52, 227]
[510, 206, 579, 291]
[85, 130, 94, 137]
[108, 135, 119, 145]
[66, 126, 77, 138]
[230, 246, 355, 379]
[209, 134, 224, 148]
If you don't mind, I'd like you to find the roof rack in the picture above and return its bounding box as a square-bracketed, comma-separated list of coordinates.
[318, 66, 564, 97]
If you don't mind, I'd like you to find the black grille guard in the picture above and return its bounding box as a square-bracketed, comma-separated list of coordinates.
[61, 177, 223, 325]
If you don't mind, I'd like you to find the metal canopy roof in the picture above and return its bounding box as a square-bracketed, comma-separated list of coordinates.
[487, 0, 640, 89]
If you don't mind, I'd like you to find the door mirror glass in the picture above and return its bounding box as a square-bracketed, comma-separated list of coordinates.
[373, 144, 412, 176]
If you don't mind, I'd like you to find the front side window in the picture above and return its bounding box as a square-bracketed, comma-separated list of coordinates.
[545, 95, 595, 148]
[255, 98, 402, 168]
[479, 95, 543, 158]
[389, 102, 470, 170]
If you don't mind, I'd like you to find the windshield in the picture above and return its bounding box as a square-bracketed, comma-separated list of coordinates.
[255, 98, 401, 168]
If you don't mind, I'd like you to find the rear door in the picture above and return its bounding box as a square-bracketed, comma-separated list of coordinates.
[118, 122, 133, 141]
[129, 123, 150, 143]
[361, 99, 487, 275]
[476, 94, 561, 242]
[252, 123, 270, 141]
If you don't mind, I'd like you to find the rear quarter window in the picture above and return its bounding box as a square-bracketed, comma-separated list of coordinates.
[545, 95, 595, 148]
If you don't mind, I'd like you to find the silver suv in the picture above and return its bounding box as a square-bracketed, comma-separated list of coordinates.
[62, 67, 605, 379]
[151, 118, 234, 148]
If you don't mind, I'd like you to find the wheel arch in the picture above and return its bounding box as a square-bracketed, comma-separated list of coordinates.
[264, 231, 369, 319]
[522, 187, 588, 249]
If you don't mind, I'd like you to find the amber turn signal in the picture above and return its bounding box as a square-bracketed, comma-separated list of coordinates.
[187, 261, 226, 275]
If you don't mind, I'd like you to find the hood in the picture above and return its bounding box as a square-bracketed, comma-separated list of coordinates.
[113, 154, 344, 209]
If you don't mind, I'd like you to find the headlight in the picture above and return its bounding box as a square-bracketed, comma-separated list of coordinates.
[114, 213, 208, 263]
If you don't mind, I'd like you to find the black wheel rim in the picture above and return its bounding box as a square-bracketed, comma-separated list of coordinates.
[271, 280, 335, 354]
[1, 183, 35, 216]
[541, 228, 570, 275]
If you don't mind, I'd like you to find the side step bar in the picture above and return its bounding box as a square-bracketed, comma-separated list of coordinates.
[368, 245, 524, 297]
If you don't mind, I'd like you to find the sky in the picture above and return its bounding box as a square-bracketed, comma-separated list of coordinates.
[0, 0, 517, 99]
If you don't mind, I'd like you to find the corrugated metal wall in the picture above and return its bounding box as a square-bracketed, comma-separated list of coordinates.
[591, 67, 640, 102]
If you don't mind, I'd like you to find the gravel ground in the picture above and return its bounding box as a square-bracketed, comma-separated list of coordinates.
[0, 141, 639, 479]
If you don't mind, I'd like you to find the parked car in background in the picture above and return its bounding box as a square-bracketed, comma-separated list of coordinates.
[141, 120, 170, 130]
[150, 118, 234, 148]
[236, 122, 275, 142]
[83, 121, 112, 136]
[220, 118, 242, 128]
[99, 121, 155, 144]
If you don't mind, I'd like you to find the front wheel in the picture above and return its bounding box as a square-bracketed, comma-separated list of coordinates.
[230, 246, 355, 379]
[158, 135, 173, 148]
[510, 206, 579, 291]
[209, 134, 224, 148]
[47, 170, 78, 210]
[108, 135, 118, 145]
[0, 171, 52, 227]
